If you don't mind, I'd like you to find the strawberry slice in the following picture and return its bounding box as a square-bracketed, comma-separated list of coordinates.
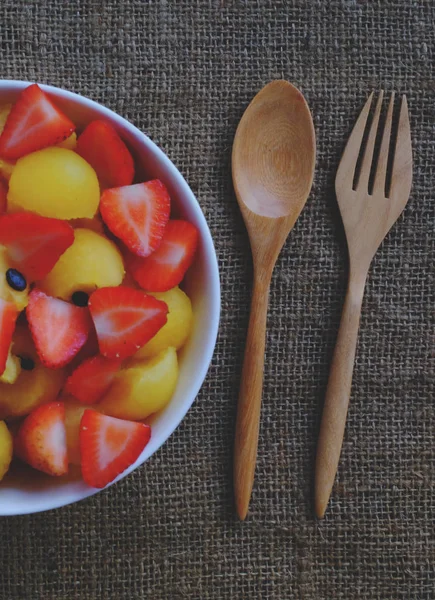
[0, 179, 7, 214]
[88, 286, 168, 359]
[76, 120, 134, 189]
[0, 84, 75, 160]
[80, 409, 151, 488]
[15, 402, 68, 476]
[0, 212, 74, 281]
[100, 180, 170, 257]
[64, 355, 122, 405]
[0, 298, 18, 375]
[27, 289, 91, 368]
[126, 220, 199, 292]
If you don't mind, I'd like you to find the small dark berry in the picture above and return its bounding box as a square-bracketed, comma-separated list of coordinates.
[71, 291, 89, 307]
[18, 356, 35, 371]
[6, 269, 27, 292]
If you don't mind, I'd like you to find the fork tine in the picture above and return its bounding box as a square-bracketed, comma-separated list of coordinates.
[335, 92, 374, 188]
[372, 93, 395, 196]
[389, 95, 413, 201]
[357, 90, 384, 191]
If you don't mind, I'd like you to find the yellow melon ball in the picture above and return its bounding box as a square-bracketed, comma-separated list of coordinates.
[0, 326, 66, 419]
[0, 105, 14, 181]
[64, 400, 87, 465]
[0, 247, 29, 311]
[0, 421, 13, 481]
[39, 228, 125, 301]
[0, 364, 65, 420]
[134, 287, 193, 359]
[8, 147, 99, 219]
[0, 346, 21, 384]
[57, 132, 77, 151]
[99, 347, 178, 421]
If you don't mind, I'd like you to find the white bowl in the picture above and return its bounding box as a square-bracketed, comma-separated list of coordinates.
[0, 81, 220, 515]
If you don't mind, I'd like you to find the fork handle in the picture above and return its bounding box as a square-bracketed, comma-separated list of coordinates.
[315, 275, 365, 518]
[234, 269, 271, 520]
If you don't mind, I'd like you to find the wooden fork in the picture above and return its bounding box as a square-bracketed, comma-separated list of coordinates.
[315, 91, 413, 518]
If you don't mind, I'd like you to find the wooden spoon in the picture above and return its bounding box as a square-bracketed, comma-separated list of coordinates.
[232, 80, 316, 520]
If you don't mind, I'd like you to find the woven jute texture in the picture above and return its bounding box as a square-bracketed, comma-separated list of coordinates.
[0, 1, 434, 598]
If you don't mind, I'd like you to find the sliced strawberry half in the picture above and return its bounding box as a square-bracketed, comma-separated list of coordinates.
[27, 289, 91, 368]
[0, 298, 18, 375]
[126, 220, 199, 292]
[0, 212, 74, 281]
[76, 120, 134, 189]
[15, 402, 68, 476]
[80, 409, 151, 488]
[64, 355, 122, 405]
[88, 286, 168, 359]
[0, 179, 7, 214]
[100, 180, 170, 257]
[0, 84, 75, 160]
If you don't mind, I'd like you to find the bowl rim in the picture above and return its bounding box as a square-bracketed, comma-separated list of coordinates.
[0, 80, 220, 515]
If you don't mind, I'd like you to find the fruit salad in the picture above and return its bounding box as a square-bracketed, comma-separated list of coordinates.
[0, 84, 198, 489]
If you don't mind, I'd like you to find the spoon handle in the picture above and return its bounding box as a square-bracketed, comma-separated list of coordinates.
[315, 275, 365, 518]
[234, 270, 271, 520]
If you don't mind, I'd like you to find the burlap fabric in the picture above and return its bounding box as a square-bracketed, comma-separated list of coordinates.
[0, 1, 433, 598]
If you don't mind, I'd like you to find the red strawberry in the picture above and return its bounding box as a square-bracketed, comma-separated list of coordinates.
[126, 220, 199, 292]
[64, 355, 122, 405]
[27, 289, 91, 368]
[0, 84, 75, 160]
[100, 180, 170, 257]
[0, 298, 18, 375]
[15, 402, 68, 476]
[88, 286, 168, 359]
[80, 409, 151, 488]
[76, 120, 134, 189]
[0, 212, 74, 281]
[0, 179, 7, 214]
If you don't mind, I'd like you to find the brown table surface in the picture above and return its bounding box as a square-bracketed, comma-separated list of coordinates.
[0, 1, 434, 598]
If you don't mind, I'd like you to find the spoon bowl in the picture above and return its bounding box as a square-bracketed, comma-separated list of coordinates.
[233, 80, 315, 221]
[232, 80, 315, 520]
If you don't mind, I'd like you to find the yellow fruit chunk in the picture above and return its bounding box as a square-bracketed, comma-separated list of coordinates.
[0, 247, 29, 311]
[57, 132, 77, 151]
[64, 400, 87, 465]
[0, 365, 65, 420]
[10, 325, 37, 360]
[0, 326, 66, 419]
[135, 287, 193, 359]
[39, 228, 125, 300]
[0, 106, 15, 182]
[0, 346, 21, 384]
[8, 148, 100, 219]
[0, 158, 14, 181]
[99, 347, 178, 420]
[0, 104, 11, 136]
[0, 421, 13, 481]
